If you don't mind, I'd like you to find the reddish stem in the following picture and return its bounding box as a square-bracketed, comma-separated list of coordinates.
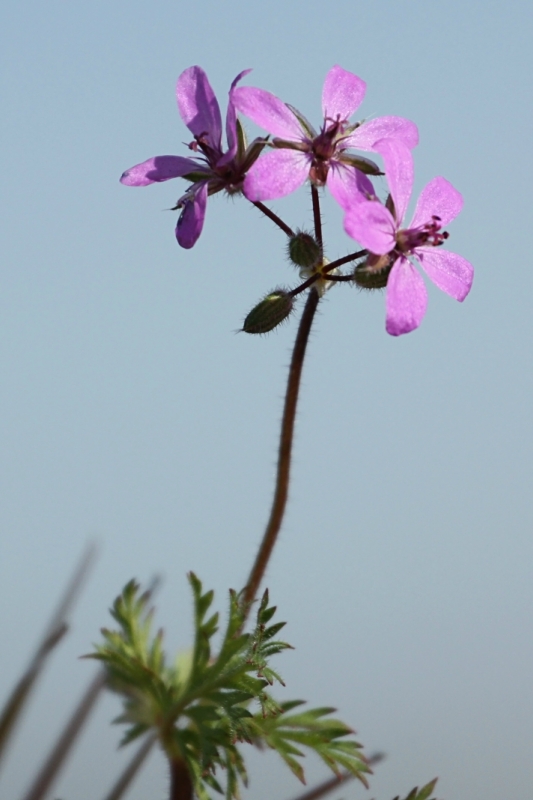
[243, 288, 320, 608]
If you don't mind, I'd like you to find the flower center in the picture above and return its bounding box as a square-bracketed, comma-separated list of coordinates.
[396, 215, 450, 252]
[309, 116, 349, 186]
[188, 132, 221, 167]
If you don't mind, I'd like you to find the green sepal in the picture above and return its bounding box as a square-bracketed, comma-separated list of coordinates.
[353, 256, 393, 290]
[338, 152, 382, 175]
[235, 117, 248, 159]
[285, 103, 317, 138]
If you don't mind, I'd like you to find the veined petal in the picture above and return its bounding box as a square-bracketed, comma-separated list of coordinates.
[343, 116, 419, 151]
[386, 257, 428, 336]
[243, 149, 310, 201]
[410, 176, 464, 229]
[344, 200, 396, 254]
[321, 65, 366, 121]
[175, 182, 208, 249]
[372, 138, 413, 225]
[177, 66, 222, 149]
[327, 162, 375, 211]
[415, 248, 473, 301]
[232, 86, 304, 141]
[222, 69, 253, 165]
[120, 156, 201, 186]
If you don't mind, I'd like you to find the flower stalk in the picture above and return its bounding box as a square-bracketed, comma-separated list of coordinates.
[252, 200, 295, 237]
[243, 284, 319, 608]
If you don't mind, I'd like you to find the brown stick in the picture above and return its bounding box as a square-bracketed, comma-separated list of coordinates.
[22, 671, 105, 800]
[0, 544, 97, 767]
[101, 734, 157, 800]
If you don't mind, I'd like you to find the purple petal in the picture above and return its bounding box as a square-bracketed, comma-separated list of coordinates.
[372, 138, 413, 225]
[232, 86, 304, 141]
[410, 176, 464, 229]
[243, 149, 310, 201]
[415, 248, 473, 301]
[344, 200, 396, 254]
[120, 156, 201, 186]
[321, 65, 366, 121]
[386, 257, 428, 336]
[344, 116, 419, 151]
[327, 162, 375, 211]
[175, 182, 208, 249]
[177, 66, 222, 149]
[222, 69, 253, 164]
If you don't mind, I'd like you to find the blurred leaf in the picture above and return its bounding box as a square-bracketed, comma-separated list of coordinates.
[393, 778, 438, 800]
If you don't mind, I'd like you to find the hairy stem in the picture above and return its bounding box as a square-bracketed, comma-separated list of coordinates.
[320, 274, 354, 282]
[289, 273, 320, 298]
[243, 288, 320, 608]
[324, 249, 367, 272]
[252, 201, 295, 237]
[311, 185, 323, 249]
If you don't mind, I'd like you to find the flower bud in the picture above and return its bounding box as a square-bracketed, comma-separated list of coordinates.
[242, 290, 294, 334]
[353, 255, 392, 290]
[287, 232, 321, 268]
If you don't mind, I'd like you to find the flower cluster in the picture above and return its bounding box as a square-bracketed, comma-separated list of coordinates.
[121, 65, 473, 335]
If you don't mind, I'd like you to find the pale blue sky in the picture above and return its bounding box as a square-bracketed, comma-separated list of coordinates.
[1, 1, 533, 798]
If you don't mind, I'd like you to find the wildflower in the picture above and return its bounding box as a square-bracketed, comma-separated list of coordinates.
[344, 138, 474, 335]
[231, 65, 418, 207]
[120, 66, 265, 248]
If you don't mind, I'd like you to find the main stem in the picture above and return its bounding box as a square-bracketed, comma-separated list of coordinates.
[243, 287, 319, 608]
[169, 756, 193, 800]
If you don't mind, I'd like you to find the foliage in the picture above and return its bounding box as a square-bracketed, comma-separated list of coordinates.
[393, 778, 439, 800]
[88, 576, 370, 799]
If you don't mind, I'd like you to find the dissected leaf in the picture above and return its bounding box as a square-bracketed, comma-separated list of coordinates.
[393, 778, 438, 800]
[90, 578, 367, 800]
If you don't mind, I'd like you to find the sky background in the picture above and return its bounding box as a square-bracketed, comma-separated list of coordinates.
[1, 1, 533, 799]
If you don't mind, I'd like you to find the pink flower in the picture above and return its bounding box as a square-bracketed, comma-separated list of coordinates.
[344, 138, 474, 336]
[120, 66, 265, 249]
[231, 65, 418, 208]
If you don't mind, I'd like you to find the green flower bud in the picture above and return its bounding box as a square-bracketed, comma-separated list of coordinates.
[353, 255, 393, 290]
[287, 231, 321, 268]
[243, 290, 294, 334]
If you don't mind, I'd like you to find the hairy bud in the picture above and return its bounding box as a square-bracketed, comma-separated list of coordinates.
[243, 290, 294, 334]
[287, 232, 321, 268]
[353, 254, 393, 290]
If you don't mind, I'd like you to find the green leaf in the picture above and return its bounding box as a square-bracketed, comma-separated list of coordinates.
[90, 577, 369, 800]
[251, 703, 369, 788]
[393, 778, 438, 800]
